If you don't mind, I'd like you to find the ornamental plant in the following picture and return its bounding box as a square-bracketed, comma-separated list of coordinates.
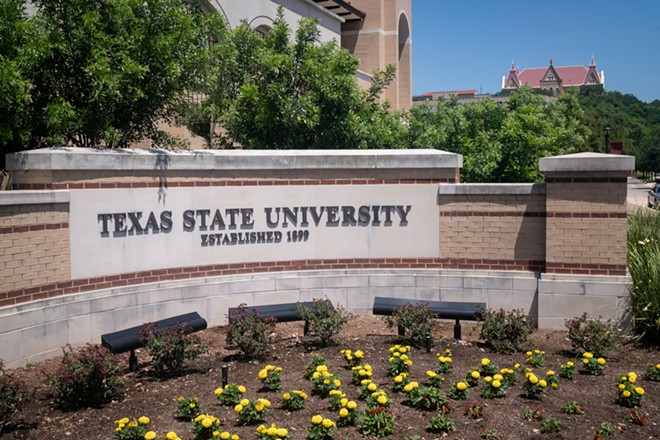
[235, 398, 271, 425]
[479, 358, 499, 376]
[297, 299, 351, 347]
[304, 356, 326, 380]
[581, 352, 606, 376]
[385, 303, 433, 348]
[164, 432, 183, 440]
[215, 383, 247, 406]
[540, 417, 562, 434]
[328, 390, 345, 411]
[257, 423, 289, 440]
[351, 364, 373, 385]
[337, 399, 358, 427]
[406, 386, 449, 412]
[465, 369, 481, 387]
[478, 308, 534, 354]
[227, 305, 276, 360]
[481, 375, 506, 399]
[307, 414, 336, 440]
[258, 365, 282, 391]
[627, 409, 647, 426]
[564, 400, 584, 415]
[646, 363, 660, 381]
[425, 370, 444, 388]
[523, 406, 544, 421]
[0, 360, 31, 430]
[482, 428, 500, 440]
[140, 322, 207, 377]
[565, 313, 619, 357]
[282, 390, 307, 411]
[176, 396, 203, 420]
[426, 414, 454, 434]
[522, 372, 547, 400]
[311, 366, 342, 397]
[436, 349, 453, 374]
[465, 401, 483, 419]
[449, 380, 470, 400]
[340, 349, 364, 368]
[594, 423, 616, 439]
[525, 349, 545, 367]
[387, 345, 412, 376]
[616, 372, 645, 407]
[365, 390, 391, 410]
[391, 372, 410, 393]
[545, 370, 559, 389]
[191, 414, 222, 440]
[49, 344, 124, 411]
[499, 367, 516, 386]
[559, 361, 576, 379]
[359, 380, 380, 400]
[113, 416, 152, 440]
[359, 406, 395, 437]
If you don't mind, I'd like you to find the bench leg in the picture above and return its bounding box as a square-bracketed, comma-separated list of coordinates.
[304, 321, 310, 336]
[129, 349, 138, 372]
[454, 319, 462, 340]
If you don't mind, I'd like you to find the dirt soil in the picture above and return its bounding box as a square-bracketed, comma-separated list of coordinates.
[2, 316, 659, 440]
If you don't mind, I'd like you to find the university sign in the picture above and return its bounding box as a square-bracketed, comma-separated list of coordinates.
[70, 184, 440, 278]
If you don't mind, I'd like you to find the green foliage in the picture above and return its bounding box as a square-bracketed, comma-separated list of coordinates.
[426, 414, 454, 434]
[540, 417, 562, 434]
[563, 400, 584, 415]
[479, 308, 534, 353]
[627, 210, 660, 343]
[113, 416, 153, 440]
[406, 386, 449, 412]
[0, 360, 31, 432]
[214, 383, 245, 406]
[227, 304, 277, 360]
[303, 356, 326, 380]
[565, 313, 619, 357]
[297, 299, 351, 346]
[139, 323, 206, 377]
[385, 303, 434, 348]
[596, 422, 616, 439]
[48, 344, 124, 411]
[358, 406, 395, 437]
[202, 7, 406, 149]
[175, 396, 202, 420]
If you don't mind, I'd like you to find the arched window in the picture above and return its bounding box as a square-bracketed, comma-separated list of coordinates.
[398, 14, 410, 60]
[254, 24, 271, 39]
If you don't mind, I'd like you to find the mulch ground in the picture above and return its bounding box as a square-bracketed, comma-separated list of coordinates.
[2, 316, 659, 439]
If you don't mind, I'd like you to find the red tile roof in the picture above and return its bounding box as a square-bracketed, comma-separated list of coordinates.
[518, 65, 589, 87]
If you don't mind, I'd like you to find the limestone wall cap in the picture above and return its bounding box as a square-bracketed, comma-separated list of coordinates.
[539, 152, 635, 173]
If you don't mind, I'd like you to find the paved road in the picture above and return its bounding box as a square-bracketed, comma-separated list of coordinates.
[628, 177, 653, 209]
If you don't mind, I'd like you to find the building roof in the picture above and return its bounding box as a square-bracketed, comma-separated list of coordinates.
[312, 0, 365, 22]
[518, 65, 589, 88]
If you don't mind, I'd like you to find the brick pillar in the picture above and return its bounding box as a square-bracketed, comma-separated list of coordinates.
[537, 152, 634, 328]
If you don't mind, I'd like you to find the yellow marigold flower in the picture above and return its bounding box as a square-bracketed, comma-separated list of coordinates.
[189, 403, 196, 408]
[260, 398, 271, 407]
[212, 431, 219, 437]
[619, 384, 626, 389]
[138, 417, 150, 425]
[539, 380, 547, 388]
[257, 425, 267, 434]
[484, 376, 492, 383]
[368, 383, 378, 391]
[567, 361, 574, 367]
[234, 404, 243, 413]
[311, 415, 323, 425]
[231, 435, 239, 440]
[492, 380, 501, 388]
[144, 432, 157, 440]
[195, 414, 205, 422]
[546, 371, 554, 376]
[316, 365, 328, 372]
[493, 374, 503, 381]
[394, 375, 403, 383]
[277, 428, 288, 437]
[597, 358, 606, 365]
[583, 352, 593, 359]
[119, 417, 130, 424]
[405, 360, 413, 366]
[255, 403, 264, 412]
[526, 351, 532, 356]
[283, 393, 291, 400]
[355, 350, 364, 358]
[623, 390, 631, 397]
[481, 358, 490, 366]
[322, 418, 335, 428]
[221, 433, 230, 440]
[334, 379, 341, 387]
[426, 370, 436, 378]
[339, 408, 349, 417]
[551, 383, 557, 389]
[471, 371, 480, 379]
[238, 385, 246, 393]
[635, 387, 645, 395]
[583, 359, 589, 364]
[403, 384, 413, 393]
[348, 401, 357, 409]
[361, 379, 371, 385]
[514, 363, 521, 369]
[178, 396, 185, 401]
[457, 381, 467, 391]
[166, 433, 178, 440]
[656, 363, 660, 369]
[258, 370, 268, 379]
[266, 427, 277, 436]
[202, 418, 213, 428]
[377, 395, 388, 405]
[214, 387, 223, 396]
[529, 375, 539, 384]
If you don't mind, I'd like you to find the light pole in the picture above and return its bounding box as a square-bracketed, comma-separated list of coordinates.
[603, 125, 611, 154]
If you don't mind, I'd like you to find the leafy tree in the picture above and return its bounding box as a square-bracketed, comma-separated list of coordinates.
[202, 8, 406, 149]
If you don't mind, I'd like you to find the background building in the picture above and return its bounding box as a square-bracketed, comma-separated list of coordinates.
[502, 57, 604, 96]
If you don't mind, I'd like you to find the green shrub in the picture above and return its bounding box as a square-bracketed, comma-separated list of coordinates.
[426, 414, 454, 433]
[479, 308, 534, 353]
[406, 386, 449, 412]
[227, 304, 277, 360]
[565, 313, 619, 357]
[385, 303, 434, 348]
[627, 210, 660, 343]
[0, 360, 31, 432]
[358, 406, 395, 437]
[297, 299, 351, 346]
[139, 323, 206, 377]
[48, 344, 124, 411]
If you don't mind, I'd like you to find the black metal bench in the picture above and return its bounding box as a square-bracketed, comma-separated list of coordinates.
[228, 300, 333, 336]
[372, 296, 485, 340]
[101, 312, 207, 371]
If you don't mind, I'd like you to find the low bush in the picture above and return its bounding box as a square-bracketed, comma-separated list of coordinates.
[385, 303, 433, 348]
[297, 299, 351, 346]
[227, 304, 277, 360]
[48, 344, 124, 411]
[479, 308, 534, 354]
[565, 313, 619, 357]
[0, 360, 31, 433]
[140, 323, 207, 377]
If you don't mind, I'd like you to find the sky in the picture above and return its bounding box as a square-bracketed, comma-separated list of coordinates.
[411, 1, 660, 102]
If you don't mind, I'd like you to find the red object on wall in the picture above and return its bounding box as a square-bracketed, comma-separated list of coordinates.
[610, 141, 623, 155]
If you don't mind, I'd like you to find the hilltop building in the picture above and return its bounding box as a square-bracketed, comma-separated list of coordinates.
[502, 57, 604, 96]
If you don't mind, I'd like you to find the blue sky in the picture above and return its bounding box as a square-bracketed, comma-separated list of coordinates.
[411, 1, 660, 102]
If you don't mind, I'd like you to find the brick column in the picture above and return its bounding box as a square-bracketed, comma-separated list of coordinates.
[537, 152, 634, 328]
